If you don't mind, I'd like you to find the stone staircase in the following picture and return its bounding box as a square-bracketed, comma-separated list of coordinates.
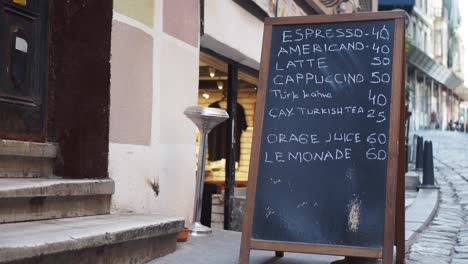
[0, 140, 184, 264]
[0, 177, 113, 223]
[0, 140, 57, 178]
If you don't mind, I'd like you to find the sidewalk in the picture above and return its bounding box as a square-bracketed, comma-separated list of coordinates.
[150, 132, 443, 263]
[149, 230, 341, 264]
[149, 188, 437, 264]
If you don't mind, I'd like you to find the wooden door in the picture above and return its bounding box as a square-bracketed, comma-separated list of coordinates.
[0, 0, 49, 141]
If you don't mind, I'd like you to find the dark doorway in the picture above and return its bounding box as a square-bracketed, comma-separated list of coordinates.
[0, 0, 49, 141]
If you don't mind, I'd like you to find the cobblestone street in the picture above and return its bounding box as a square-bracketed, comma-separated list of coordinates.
[407, 131, 468, 264]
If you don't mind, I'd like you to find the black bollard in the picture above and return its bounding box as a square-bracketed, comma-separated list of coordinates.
[415, 136, 424, 170]
[275, 251, 284, 258]
[419, 141, 440, 189]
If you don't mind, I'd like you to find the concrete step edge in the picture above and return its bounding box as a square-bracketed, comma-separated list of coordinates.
[0, 140, 58, 158]
[0, 178, 115, 198]
[0, 214, 185, 263]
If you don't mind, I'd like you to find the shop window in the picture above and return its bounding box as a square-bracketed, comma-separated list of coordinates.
[412, 21, 417, 44]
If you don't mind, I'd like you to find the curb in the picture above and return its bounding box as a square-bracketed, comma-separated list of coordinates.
[404, 188, 440, 252]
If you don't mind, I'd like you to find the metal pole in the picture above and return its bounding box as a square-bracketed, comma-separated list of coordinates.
[452, 92, 454, 124]
[224, 62, 238, 230]
[184, 106, 229, 237]
[438, 84, 441, 129]
[430, 79, 434, 127]
[449, 90, 452, 123]
[193, 133, 208, 223]
[465, 102, 468, 132]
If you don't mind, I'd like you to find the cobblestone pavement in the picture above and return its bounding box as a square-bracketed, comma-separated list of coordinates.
[407, 131, 468, 264]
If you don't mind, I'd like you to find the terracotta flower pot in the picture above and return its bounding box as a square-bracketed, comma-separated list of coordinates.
[177, 227, 189, 242]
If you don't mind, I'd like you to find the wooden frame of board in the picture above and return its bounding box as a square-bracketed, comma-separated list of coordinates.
[240, 11, 406, 264]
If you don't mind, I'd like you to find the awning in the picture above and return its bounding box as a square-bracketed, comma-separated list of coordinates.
[407, 43, 464, 92]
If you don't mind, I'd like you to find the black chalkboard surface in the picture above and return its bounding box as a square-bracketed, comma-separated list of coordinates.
[240, 12, 406, 264]
[253, 18, 394, 248]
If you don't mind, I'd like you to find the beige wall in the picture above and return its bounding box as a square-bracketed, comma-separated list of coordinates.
[163, 0, 199, 47]
[109, 0, 200, 223]
[110, 20, 153, 145]
[114, 0, 154, 27]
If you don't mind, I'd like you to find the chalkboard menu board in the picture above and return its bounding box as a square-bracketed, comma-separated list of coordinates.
[240, 12, 405, 264]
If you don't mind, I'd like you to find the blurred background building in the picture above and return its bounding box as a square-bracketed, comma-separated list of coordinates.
[380, 0, 467, 131]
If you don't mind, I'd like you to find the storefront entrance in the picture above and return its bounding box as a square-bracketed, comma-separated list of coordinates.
[197, 51, 258, 228]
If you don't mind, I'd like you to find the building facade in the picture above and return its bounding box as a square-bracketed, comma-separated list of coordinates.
[380, 0, 466, 131]
[109, 0, 379, 225]
[109, 0, 199, 223]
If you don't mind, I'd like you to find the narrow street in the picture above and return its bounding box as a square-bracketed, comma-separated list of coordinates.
[407, 131, 468, 264]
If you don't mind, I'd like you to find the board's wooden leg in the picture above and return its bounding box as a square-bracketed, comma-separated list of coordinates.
[383, 238, 394, 264]
[396, 239, 405, 263]
[239, 247, 250, 264]
[395, 42, 406, 264]
[275, 251, 284, 258]
[395, 14, 407, 264]
[394, 143, 405, 264]
[395, 152, 406, 264]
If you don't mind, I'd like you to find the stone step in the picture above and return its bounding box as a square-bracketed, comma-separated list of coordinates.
[0, 214, 184, 264]
[0, 140, 58, 178]
[0, 178, 114, 223]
